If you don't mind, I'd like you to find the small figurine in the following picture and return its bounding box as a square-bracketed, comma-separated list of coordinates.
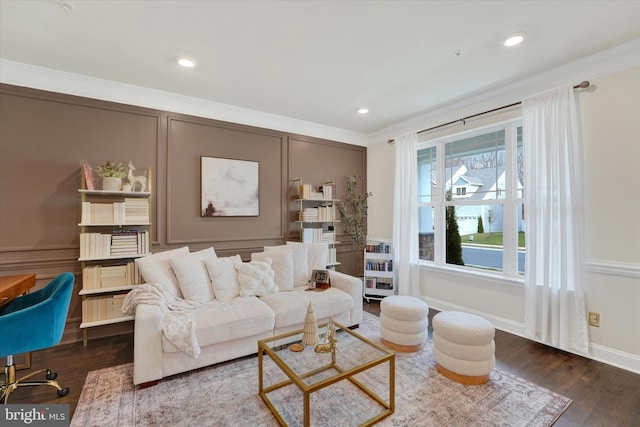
[314, 319, 339, 353]
[127, 161, 147, 192]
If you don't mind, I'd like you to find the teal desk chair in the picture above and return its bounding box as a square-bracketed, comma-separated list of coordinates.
[0, 272, 74, 403]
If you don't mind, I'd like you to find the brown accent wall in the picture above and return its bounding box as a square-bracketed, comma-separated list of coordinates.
[0, 84, 366, 343]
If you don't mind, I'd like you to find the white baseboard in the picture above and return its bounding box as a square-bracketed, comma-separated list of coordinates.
[420, 296, 640, 375]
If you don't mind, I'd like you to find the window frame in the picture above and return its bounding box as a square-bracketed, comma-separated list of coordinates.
[417, 118, 524, 283]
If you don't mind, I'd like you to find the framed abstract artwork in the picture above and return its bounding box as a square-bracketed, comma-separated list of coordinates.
[201, 156, 259, 217]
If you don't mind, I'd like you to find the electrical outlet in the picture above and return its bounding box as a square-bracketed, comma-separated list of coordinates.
[588, 311, 600, 327]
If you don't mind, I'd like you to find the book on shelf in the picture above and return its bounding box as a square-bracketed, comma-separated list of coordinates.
[299, 206, 335, 222]
[301, 228, 335, 244]
[319, 182, 336, 200]
[82, 261, 140, 289]
[83, 292, 130, 323]
[82, 161, 96, 191]
[81, 200, 148, 225]
[328, 247, 337, 264]
[365, 241, 392, 253]
[124, 198, 150, 223]
[80, 230, 149, 258]
[364, 277, 377, 289]
[365, 259, 393, 272]
[81, 202, 125, 225]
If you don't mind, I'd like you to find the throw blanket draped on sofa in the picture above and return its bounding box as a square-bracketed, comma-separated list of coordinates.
[122, 284, 201, 357]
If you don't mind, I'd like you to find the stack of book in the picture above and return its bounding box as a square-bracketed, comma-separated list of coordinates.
[301, 228, 335, 244]
[124, 198, 149, 223]
[322, 230, 335, 243]
[111, 230, 149, 256]
[300, 208, 319, 222]
[82, 261, 139, 290]
[80, 230, 149, 258]
[82, 292, 129, 322]
[81, 202, 124, 224]
[111, 294, 127, 318]
[300, 206, 335, 222]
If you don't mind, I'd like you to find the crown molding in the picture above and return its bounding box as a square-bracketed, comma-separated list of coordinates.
[0, 59, 368, 147]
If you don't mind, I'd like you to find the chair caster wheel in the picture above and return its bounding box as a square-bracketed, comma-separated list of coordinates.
[57, 387, 69, 397]
[46, 371, 58, 380]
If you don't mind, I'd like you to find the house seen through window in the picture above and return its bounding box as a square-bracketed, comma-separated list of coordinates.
[417, 119, 525, 277]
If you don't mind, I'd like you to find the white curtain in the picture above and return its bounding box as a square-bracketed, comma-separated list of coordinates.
[393, 132, 420, 297]
[522, 87, 589, 354]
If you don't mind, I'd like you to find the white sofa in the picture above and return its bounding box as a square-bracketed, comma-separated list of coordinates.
[131, 243, 363, 386]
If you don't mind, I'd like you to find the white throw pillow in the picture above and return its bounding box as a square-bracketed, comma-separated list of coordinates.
[252, 250, 293, 291]
[170, 247, 218, 303]
[135, 246, 190, 297]
[289, 242, 329, 275]
[236, 259, 278, 297]
[204, 255, 242, 303]
[265, 243, 309, 286]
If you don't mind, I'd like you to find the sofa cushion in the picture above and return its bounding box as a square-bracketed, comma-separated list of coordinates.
[170, 247, 217, 303]
[287, 242, 329, 275]
[237, 259, 278, 297]
[251, 250, 294, 291]
[260, 288, 352, 329]
[162, 297, 275, 353]
[204, 255, 242, 303]
[265, 243, 308, 286]
[135, 246, 190, 298]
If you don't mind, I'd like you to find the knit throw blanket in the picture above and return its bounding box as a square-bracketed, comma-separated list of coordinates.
[122, 284, 201, 357]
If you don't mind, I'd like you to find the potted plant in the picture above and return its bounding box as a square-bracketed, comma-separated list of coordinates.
[95, 161, 126, 191]
[338, 174, 372, 276]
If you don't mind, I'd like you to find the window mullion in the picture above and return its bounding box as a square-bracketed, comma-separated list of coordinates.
[502, 125, 517, 277]
[434, 144, 446, 265]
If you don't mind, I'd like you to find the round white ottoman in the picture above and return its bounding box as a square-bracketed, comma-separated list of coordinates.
[380, 296, 429, 352]
[432, 311, 495, 385]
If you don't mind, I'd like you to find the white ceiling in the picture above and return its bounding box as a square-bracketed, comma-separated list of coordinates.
[1, 1, 639, 135]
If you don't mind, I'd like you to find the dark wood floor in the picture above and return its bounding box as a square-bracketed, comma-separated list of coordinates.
[4, 301, 640, 426]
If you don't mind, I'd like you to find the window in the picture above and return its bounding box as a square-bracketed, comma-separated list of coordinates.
[417, 119, 524, 278]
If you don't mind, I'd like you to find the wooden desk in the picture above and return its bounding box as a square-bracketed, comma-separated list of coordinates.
[0, 274, 36, 307]
[0, 273, 36, 369]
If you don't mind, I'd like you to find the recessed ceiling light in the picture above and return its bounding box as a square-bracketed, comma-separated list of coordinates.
[502, 32, 526, 47]
[177, 57, 197, 68]
[358, 108, 369, 114]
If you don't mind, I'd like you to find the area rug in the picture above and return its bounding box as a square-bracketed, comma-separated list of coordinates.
[71, 312, 571, 426]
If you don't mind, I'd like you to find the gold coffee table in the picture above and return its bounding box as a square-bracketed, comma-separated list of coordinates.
[258, 320, 395, 426]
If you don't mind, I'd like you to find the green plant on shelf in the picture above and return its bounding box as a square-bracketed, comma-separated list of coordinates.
[95, 161, 126, 178]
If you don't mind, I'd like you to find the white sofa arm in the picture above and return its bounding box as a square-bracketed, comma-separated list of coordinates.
[329, 270, 363, 327]
[133, 303, 164, 385]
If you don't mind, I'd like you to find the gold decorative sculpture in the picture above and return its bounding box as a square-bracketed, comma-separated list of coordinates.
[302, 302, 319, 346]
[315, 318, 339, 354]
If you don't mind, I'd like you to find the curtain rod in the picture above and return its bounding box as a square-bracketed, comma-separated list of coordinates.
[387, 80, 590, 144]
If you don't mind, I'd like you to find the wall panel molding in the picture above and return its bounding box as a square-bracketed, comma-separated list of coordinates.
[166, 115, 285, 245]
[584, 259, 640, 278]
[1, 83, 367, 345]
